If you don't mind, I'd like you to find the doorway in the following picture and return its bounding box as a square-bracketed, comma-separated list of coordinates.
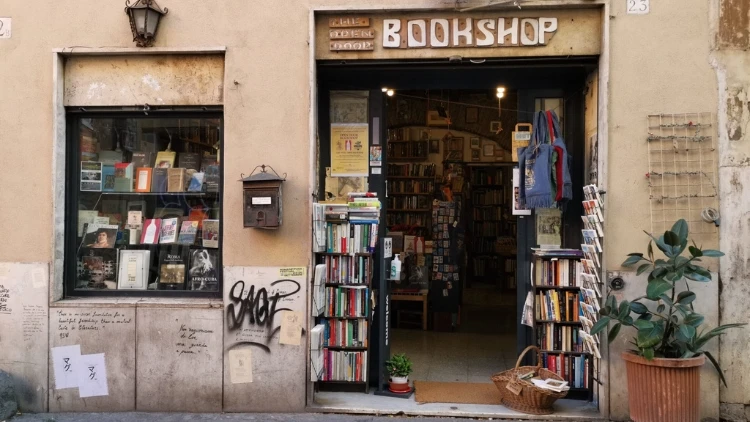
[312, 59, 599, 416]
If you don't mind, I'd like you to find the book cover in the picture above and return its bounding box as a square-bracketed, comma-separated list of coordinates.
[101, 164, 116, 192]
[151, 167, 168, 192]
[134, 167, 153, 192]
[204, 165, 220, 192]
[154, 150, 176, 169]
[177, 220, 199, 244]
[184, 169, 197, 191]
[188, 248, 219, 291]
[80, 161, 102, 192]
[167, 168, 186, 192]
[114, 162, 134, 192]
[78, 210, 99, 237]
[202, 219, 219, 248]
[126, 211, 143, 229]
[131, 151, 152, 168]
[200, 154, 218, 172]
[178, 152, 201, 170]
[81, 224, 119, 249]
[158, 246, 188, 289]
[117, 249, 150, 290]
[78, 247, 118, 289]
[160, 217, 180, 243]
[140, 219, 162, 244]
[99, 150, 123, 165]
[188, 206, 209, 229]
[187, 172, 205, 192]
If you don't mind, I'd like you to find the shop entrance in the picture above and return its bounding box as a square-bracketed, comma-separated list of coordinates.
[312, 59, 601, 417]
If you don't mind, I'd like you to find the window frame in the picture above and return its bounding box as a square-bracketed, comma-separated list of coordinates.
[64, 107, 224, 298]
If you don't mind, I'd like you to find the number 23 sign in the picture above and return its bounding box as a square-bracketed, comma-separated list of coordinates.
[627, 0, 649, 15]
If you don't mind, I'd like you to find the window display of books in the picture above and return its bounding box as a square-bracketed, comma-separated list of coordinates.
[71, 116, 223, 293]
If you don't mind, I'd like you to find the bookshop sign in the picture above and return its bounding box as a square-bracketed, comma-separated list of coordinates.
[316, 8, 602, 59]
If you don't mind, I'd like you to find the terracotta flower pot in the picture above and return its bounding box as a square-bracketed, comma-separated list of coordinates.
[622, 351, 705, 422]
[389, 376, 409, 392]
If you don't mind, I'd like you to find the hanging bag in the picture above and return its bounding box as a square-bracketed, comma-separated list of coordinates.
[546, 110, 573, 201]
[518, 111, 555, 209]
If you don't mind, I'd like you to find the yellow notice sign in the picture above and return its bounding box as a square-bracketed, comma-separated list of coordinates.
[279, 267, 306, 278]
[331, 123, 369, 177]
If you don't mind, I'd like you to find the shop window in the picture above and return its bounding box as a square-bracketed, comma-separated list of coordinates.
[65, 111, 223, 297]
[535, 98, 564, 131]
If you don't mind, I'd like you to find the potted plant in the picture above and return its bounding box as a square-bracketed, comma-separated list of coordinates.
[591, 219, 745, 422]
[386, 353, 413, 393]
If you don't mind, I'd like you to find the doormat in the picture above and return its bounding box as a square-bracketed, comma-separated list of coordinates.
[414, 381, 503, 405]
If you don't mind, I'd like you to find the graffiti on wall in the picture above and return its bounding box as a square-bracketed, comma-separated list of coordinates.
[224, 267, 306, 353]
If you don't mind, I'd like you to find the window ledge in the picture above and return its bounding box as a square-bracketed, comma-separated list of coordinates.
[51, 297, 223, 309]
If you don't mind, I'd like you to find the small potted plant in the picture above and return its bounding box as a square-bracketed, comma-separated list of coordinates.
[591, 219, 745, 422]
[386, 353, 413, 393]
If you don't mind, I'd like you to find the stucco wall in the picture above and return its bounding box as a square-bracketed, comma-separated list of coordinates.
[713, 1, 750, 419]
[605, 0, 720, 420]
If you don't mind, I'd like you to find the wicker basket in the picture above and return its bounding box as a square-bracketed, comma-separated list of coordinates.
[491, 345, 568, 415]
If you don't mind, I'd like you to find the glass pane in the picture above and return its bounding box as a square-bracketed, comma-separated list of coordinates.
[534, 97, 564, 132]
[74, 116, 221, 293]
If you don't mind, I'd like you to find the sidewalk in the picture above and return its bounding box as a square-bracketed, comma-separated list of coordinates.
[8, 412, 586, 422]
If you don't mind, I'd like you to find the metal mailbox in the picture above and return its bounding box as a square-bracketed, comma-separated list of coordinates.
[241, 165, 285, 229]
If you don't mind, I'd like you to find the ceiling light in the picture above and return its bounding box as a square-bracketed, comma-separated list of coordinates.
[382, 87, 388, 92]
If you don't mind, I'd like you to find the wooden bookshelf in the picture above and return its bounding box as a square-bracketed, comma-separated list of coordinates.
[467, 165, 516, 290]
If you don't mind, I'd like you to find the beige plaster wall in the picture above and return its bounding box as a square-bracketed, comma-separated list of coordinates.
[0, 0, 312, 267]
[605, 0, 720, 420]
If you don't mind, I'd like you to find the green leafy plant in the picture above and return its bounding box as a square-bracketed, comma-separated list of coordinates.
[386, 353, 413, 378]
[590, 219, 745, 386]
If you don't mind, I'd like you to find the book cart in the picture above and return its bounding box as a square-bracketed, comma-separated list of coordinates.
[311, 198, 379, 393]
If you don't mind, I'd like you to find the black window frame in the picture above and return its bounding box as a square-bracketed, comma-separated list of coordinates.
[64, 106, 224, 298]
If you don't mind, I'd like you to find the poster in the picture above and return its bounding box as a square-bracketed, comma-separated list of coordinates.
[535, 208, 562, 247]
[331, 123, 369, 177]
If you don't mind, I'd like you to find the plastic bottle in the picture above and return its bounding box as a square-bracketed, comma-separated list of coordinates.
[390, 254, 401, 280]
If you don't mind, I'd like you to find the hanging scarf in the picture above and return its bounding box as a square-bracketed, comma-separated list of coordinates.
[546, 110, 573, 201]
[518, 111, 555, 208]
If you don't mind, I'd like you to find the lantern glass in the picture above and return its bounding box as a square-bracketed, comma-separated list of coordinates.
[131, 8, 147, 35]
[146, 9, 160, 36]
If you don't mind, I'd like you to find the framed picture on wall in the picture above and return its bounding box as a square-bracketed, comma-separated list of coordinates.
[466, 107, 478, 124]
[427, 110, 449, 126]
[471, 149, 480, 161]
[429, 139, 440, 154]
[490, 121, 502, 133]
[483, 143, 494, 157]
[470, 137, 480, 149]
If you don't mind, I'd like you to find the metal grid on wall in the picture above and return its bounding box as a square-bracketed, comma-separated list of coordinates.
[647, 113, 719, 247]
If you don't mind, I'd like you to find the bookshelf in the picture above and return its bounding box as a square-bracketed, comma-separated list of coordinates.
[386, 163, 436, 236]
[311, 198, 378, 393]
[468, 165, 516, 290]
[530, 251, 593, 401]
[386, 140, 428, 161]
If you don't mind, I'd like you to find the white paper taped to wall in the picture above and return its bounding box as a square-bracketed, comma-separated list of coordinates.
[32, 268, 46, 289]
[228, 348, 253, 384]
[77, 353, 108, 398]
[51, 345, 81, 389]
[279, 311, 303, 346]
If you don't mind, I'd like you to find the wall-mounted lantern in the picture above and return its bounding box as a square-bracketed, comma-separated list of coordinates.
[241, 165, 286, 229]
[124, 0, 168, 47]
